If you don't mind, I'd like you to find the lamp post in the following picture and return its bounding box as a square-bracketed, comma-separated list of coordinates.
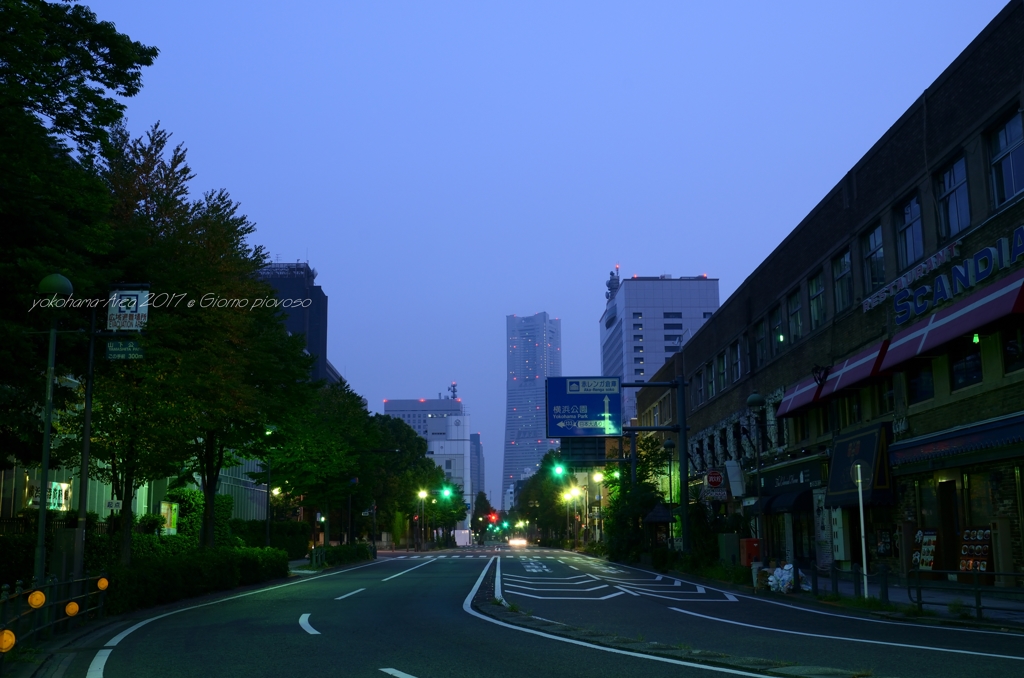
[34, 274, 73, 585]
[746, 390, 766, 563]
[417, 490, 427, 551]
[570, 486, 581, 550]
[852, 461, 870, 599]
[663, 439, 676, 549]
[72, 305, 96, 586]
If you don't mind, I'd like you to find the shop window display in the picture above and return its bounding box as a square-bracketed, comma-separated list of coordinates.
[1003, 326, 1024, 374]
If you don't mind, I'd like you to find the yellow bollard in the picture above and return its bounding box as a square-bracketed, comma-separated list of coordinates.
[0, 628, 15, 653]
[27, 590, 45, 609]
[66, 601, 80, 616]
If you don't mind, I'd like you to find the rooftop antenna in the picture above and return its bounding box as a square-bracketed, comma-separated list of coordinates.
[448, 381, 458, 400]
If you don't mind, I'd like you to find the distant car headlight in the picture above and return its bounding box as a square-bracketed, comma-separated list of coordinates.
[508, 538, 527, 547]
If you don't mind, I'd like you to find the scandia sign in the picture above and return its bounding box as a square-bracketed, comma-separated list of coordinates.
[891, 225, 1024, 325]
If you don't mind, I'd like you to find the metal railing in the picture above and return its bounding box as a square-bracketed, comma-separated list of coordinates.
[908, 567, 1024, 619]
[803, 561, 893, 603]
[0, 573, 108, 674]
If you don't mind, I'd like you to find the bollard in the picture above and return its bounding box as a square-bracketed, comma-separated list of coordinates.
[878, 564, 888, 604]
[914, 569, 922, 614]
[810, 565, 819, 597]
[852, 563, 862, 598]
[830, 562, 839, 596]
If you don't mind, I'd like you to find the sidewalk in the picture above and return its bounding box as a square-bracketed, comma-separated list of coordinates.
[802, 567, 1024, 625]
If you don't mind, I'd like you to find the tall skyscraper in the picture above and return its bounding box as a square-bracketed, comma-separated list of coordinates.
[469, 433, 485, 504]
[502, 312, 561, 510]
[257, 262, 340, 383]
[600, 268, 720, 421]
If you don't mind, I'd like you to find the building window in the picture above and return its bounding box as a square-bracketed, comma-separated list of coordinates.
[808, 270, 825, 331]
[665, 323, 682, 330]
[703, 311, 713, 319]
[633, 312, 643, 319]
[633, 334, 643, 341]
[993, 114, 1024, 206]
[836, 393, 861, 429]
[633, 323, 643, 330]
[717, 353, 727, 392]
[445, 460, 452, 469]
[634, 357, 644, 365]
[664, 312, 682, 318]
[695, 371, 705, 404]
[1004, 325, 1024, 374]
[730, 341, 741, 382]
[769, 306, 784, 356]
[664, 345, 679, 353]
[635, 368, 645, 376]
[907, 359, 934, 404]
[792, 414, 808, 443]
[664, 335, 681, 342]
[950, 336, 983, 391]
[754, 320, 766, 368]
[814, 406, 831, 436]
[862, 224, 886, 290]
[896, 197, 923, 269]
[938, 157, 970, 239]
[832, 250, 852, 312]
[787, 289, 803, 342]
[634, 346, 643, 353]
[706, 363, 716, 398]
[875, 378, 895, 416]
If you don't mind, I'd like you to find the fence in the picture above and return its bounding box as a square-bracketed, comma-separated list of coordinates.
[0, 518, 110, 536]
[0, 573, 108, 675]
[907, 568, 1024, 619]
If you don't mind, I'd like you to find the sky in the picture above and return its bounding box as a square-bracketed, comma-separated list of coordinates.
[88, 0, 1010, 503]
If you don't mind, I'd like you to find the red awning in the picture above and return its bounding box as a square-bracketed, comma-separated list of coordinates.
[817, 341, 889, 399]
[775, 377, 821, 418]
[881, 267, 1024, 371]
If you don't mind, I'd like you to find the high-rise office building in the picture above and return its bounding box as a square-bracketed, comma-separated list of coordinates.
[384, 389, 472, 527]
[502, 312, 561, 510]
[469, 433, 485, 505]
[600, 269, 720, 421]
[257, 262, 340, 383]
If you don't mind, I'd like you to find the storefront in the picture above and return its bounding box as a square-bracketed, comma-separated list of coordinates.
[889, 412, 1024, 582]
[824, 424, 895, 572]
[752, 455, 828, 566]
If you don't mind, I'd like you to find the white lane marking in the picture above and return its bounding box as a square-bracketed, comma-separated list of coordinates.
[462, 560, 765, 676]
[396, 556, 407, 559]
[503, 576, 596, 585]
[380, 668, 418, 677]
[616, 586, 640, 597]
[85, 649, 110, 678]
[383, 558, 437, 581]
[495, 553, 503, 602]
[299, 614, 320, 635]
[569, 566, 580, 570]
[669, 607, 1024, 660]
[504, 590, 625, 601]
[656, 575, 663, 581]
[504, 583, 608, 592]
[335, 588, 366, 600]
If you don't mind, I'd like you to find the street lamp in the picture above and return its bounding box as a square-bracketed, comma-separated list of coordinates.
[34, 273, 73, 585]
[570, 487, 581, 550]
[746, 390, 766, 557]
[417, 490, 427, 550]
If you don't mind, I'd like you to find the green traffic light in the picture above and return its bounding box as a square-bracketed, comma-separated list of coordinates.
[554, 464, 564, 476]
[442, 488, 452, 498]
[502, 521, 508, 528]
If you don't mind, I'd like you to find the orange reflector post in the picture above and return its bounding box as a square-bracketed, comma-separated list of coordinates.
[65, 601, 80, 617]
[97, 577, 109, 591]
[0, 629, 15, 653]
[27, 590, 45, 609]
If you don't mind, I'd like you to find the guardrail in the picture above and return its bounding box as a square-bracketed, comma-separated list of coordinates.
[0, 573, 108, 674]
[907, 567, 1024, 619]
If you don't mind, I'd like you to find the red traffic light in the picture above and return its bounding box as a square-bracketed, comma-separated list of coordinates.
[488, 513, 498, 523]
[413, 514, 419, 521]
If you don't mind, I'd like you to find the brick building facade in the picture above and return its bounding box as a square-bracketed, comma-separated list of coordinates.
[638, 0, 1024, 584]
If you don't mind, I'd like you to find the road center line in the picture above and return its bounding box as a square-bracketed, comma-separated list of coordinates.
[669, 607, 1024, 661]
[335, 588, 366, 600]
[382, 557, 437, 581]
[380, 670, 418, 678]
[298, 614, 320, 635]
[462, 558, 766, 676]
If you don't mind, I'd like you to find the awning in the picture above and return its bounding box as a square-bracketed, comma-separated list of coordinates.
[768, 489, 813, 514]
[881, 267, 1024, 371]
[888, 411, 1024, 467]
[824, 424, 892, 508]
[775, 377, 822, 418]
[818, 341, 889, 398]
[744, 495, 775, 515]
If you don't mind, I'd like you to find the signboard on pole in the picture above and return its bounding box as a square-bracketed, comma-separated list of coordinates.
[107, 289, 149, 331]
[105, 340, 144, 360]
[545, 377, 622, 437]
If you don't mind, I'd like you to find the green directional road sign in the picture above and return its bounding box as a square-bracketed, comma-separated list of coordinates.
[106, 340, 144, 360]
[545, 377, 621, 437]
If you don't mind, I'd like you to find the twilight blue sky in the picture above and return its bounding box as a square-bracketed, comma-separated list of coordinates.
[89, 0, 1008, 502]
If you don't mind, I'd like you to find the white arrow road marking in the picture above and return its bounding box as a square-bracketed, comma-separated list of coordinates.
[380, 669, 419, 677]
[505, 583, 609, 592]
[506, 590, 625, 600]
[383, 558, 437, 581]
[335, 588, 365, 600]
[299, 614, 320, 635]
[669, 607, 1024, 660]
[615, 586, 640, 596]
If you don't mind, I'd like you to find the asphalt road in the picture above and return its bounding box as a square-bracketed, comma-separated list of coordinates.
[49, 547, 1024, 678]
[498, 549, 1024, 678]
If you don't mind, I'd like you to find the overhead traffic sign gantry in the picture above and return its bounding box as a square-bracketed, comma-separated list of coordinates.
[545, 377, 622, 437]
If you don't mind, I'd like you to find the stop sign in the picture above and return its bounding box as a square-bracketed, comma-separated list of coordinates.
[706, 470, 724, 488]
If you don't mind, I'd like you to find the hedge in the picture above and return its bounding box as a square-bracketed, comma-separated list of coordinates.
[104, 546, 289, 614]
[323, 543, 372, 566]
[230, 519, 312, 559]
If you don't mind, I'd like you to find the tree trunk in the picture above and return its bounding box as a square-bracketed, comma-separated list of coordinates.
[119, 461, 135, 567]
[200, 433, 222, 548]
[323, 498, 330, 546]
